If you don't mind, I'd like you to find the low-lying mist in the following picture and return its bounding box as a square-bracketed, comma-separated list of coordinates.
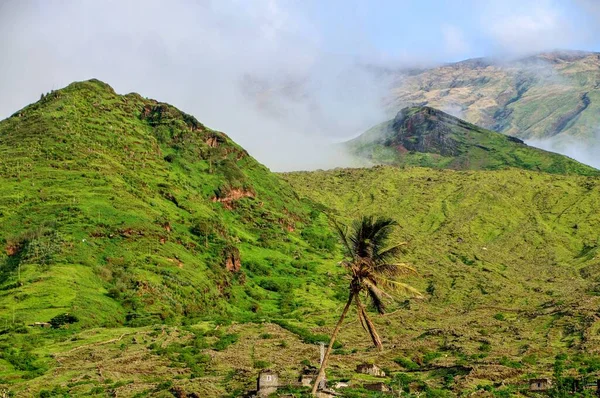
[527, 133, 600, 170]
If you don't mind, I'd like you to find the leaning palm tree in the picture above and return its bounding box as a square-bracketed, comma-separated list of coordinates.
[311, 215, 421, 395]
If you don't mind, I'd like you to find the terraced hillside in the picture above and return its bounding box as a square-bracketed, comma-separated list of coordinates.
[283, 166, 600, 396]
[347, 106, 599, 175]
[388, 51, 600, 143]
[2, 79, 600, 397]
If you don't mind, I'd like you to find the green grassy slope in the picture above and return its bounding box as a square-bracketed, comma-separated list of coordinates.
[3, 79, 600, 397]
[0, 79, 344, 330]
[347, 106, 599, 175]
[283, 166, 600, 394]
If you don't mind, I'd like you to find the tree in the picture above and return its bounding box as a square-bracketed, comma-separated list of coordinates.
[311, 215, 421, 395]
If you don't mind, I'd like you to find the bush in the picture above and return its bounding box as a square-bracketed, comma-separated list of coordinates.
[254, 360, 270, 369]
[273, 320, 342, 349]
[300, 227, 336, 251]
[49, 313, 79, 328]
[423, 351, 443, 364]
[394, 356, 420, 370]
[499, 356, 522, 369]
[212, 333, 239, 351]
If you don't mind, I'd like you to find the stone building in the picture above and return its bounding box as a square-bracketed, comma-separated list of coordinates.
[257, 370, 279, 397]
[364, 382, 391, 393]
[529, 378, 552, 392]
[356, 363, 386, 377]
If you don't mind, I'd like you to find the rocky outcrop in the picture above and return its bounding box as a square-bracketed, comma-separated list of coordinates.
[389, 107, 461, 156]
[212, 187, 255, 209]
[223, 246, 241, 272]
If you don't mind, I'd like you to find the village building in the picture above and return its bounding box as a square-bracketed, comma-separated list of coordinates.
[529, 378, 552, 392]
[356, 363, 386, 377]
[257, 370, 279, 397]
[364, 382, 391, 393]
[299, 366, 319, 387]
[30, 322, 52, 328]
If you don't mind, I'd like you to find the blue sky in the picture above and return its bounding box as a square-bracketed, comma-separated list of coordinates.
[299, 0, 600, 62]
[1, 0, 600, 169]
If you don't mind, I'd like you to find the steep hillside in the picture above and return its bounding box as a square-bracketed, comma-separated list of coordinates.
[347, 106, 598, 175]
[388, 51, 600, 142]
[283, 166, 600, 395]
[0, 79, 343, 330]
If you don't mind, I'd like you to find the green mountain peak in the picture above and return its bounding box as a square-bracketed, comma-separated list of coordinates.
[347, 105, 598, 175]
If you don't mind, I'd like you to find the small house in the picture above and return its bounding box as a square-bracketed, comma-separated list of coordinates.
[364, 382, 391, 393]
[529, 378, 553, 391]
[334, 381, 350, 389]
[257, 370, 279, 397]
[299, 366, 318, 387]
[356, 363, 386, 377]
[31, 322, 52, 328]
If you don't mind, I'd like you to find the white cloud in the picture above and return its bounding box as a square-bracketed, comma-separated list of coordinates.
[441, 24, 470, 57]
[480, 1, 580, 56]
[0, 0, 392, 171]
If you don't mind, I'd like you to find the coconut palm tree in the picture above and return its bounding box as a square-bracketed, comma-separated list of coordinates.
[311, 215, 421, 395]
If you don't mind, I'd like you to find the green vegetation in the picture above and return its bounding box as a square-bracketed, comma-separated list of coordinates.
[347, 106, 598, 175]
[283, 165, 600, 395]
[0, 79, 343, 331]
[2, 79, 600, 396]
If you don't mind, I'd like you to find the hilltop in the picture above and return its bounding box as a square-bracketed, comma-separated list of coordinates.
[347, 106, 598, 175]
[388, 51, 600, 143]
[0, 78, 346, 327]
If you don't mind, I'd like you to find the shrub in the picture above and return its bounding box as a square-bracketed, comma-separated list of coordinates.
[423, 351, 443, 364]
[212, 333, 239, 351]
[394, 356, 420, 370]
[253, 360, 270, 369]
[49, 313, 79, 328]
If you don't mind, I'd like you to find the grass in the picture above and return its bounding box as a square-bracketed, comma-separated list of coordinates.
[0, 79, 344, 330]
[2, 79, 600, 396]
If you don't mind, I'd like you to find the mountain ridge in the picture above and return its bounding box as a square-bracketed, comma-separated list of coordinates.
[387, 50, 600, 145]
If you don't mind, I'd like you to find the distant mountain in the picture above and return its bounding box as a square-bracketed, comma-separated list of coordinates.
[347, 106, 598, 175]
[388, 51, 600, 142]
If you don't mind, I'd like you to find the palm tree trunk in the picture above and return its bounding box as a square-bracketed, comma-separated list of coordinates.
[311, 292, 354, 396]
[355, 294, 383, 350]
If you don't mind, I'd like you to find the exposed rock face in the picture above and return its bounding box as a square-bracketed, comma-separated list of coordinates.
[389, 107, 461, 156]
[205, 134, 224, 148]
[212, 187, 255, 209]
[223, 246, 241, 272]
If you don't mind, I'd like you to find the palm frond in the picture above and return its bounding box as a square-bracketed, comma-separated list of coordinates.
[329, 217, 355, 261]
[355, 294, 383, 350]
[374, 262, 418, 278]
[374, 242, 407, 263]
[374, 276, 423, 298]
[356, 302, 368, 332]
[365, 281, 387, 314]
